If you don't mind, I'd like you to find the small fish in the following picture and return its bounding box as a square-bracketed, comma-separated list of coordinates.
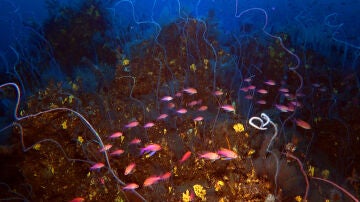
[161, 96, 173, 101]
[187, 100, 198, 107]
[69, 197, 85, 202]
[296, 92, 305, 97]
[125, 121, 139, 128]
[160, 172, 171, 180]
[199, 152, 220, 161]
[212, 90, 223, 96]
[198, 105, 208, 111]
[122, 183, 139, 190]
[275, 104, 289, 112]
[290, 101, 302, 107]
[244, 77, 252, 82]
[264, 80, 276, 86]
[157, 113, 168, 120]
[279, 88, 289, 93]
[167, 102, 175, 109]
[245, 95, 253, 100]
[257, 89, 268, 94]
[221, 105, 235, 112]
[295, 119, 311, 130]
[247, 85, 256, 90]
[124, 163, 136, 175]
[183, 87, 197, 95]
[217, 148, 238, 160]
[143, 176, 162, 187]
[99, 144, 112, 152]
[140, 144, 161, 157]
[257, 100, 267, 105]
[144, 122, 155, 128]
[176, 108, 187, 114]
[175, 92, 182, 97]
[90, 162, 105, 170]
[130, 138, 141, 145]
[179, 151, 191, 164]
[193, 116, 204, 122]
[319, 87, 327, 92]
[109, 132, 123, 139]
[110, 149, 124, 156]
[239, 87, 249, 92]
[286, 105, 295, 112]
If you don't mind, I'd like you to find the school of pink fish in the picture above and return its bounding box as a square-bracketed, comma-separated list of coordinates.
[83, 78, 313, 197]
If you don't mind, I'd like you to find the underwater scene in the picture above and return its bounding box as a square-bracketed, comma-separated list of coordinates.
[0, 0, 359, 201]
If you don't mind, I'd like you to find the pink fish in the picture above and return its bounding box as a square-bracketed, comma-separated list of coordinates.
[247, 85, 256, 90]
[193, 116, 204, 122]
[183, 87, 197, 95]
[90, 162, 105, 170]
[257, 89, 268, 94]
[290, 101, 302, 107]
[296, 92, 305, 97]
[110, 149, 124, 156]
[275, 104, 289, 112]
[161, 96, 173, 101]
[245, 95, 253, 100]
[143, 176, 162, 187]
[257, 100, 267, 105]
[264, 80, 276, 86]
[179, 151, 191, 164]
[239, 87, 249, 92]
[109, 132, 123, 139]
[144, 122, 155, 128]
[167, 102, 175, 109]
[125, 121, 139, 128]
[279, 88, 289, 93]
[175, 92, 182, 97]
[130, 138, 141, 145]
[187, 100, 198, 107]
[199, 152, 220, 161]
[140, 143, 161, 157]
[286, 104, 295, 112]
[212, 90, 223, 96]
[176, 108, 187, 114]
[157, 113, 168, 120]
[160, 172, 171, 180]
[99, 144, 112, 152]
[295, 119, 311, 130]
[69, 197, 85, 202]
[122, 183, 139, 190]
[217, 148, 238, 160]
[244, 77, 252, 82]
[124, 163, 136, 175]
[221, 105, 235, 112]
[198, 105, 208, 111]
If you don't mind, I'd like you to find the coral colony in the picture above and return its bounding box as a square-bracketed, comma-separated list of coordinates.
[0, 0, 359, 201]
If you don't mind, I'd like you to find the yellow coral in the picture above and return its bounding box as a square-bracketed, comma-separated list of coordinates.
[182, 189, 191, 202]
[77, 136, 84, 144]
[61, 120, 67, 129]
[233, 123, 244, 133]
[214, 180, 224, 191]
[193, 184, 206, 201]
[321, 169, 330, 179]
[33, 143, 41, 150]
[122, 59, 130, 66]
[294, 195, 302, 202]
[203, 58, 208, 66]
[308, 165, 315, 177]
[190, 63, 196, 72]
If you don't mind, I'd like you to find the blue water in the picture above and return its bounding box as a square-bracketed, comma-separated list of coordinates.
[0, 0, 359, 201]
